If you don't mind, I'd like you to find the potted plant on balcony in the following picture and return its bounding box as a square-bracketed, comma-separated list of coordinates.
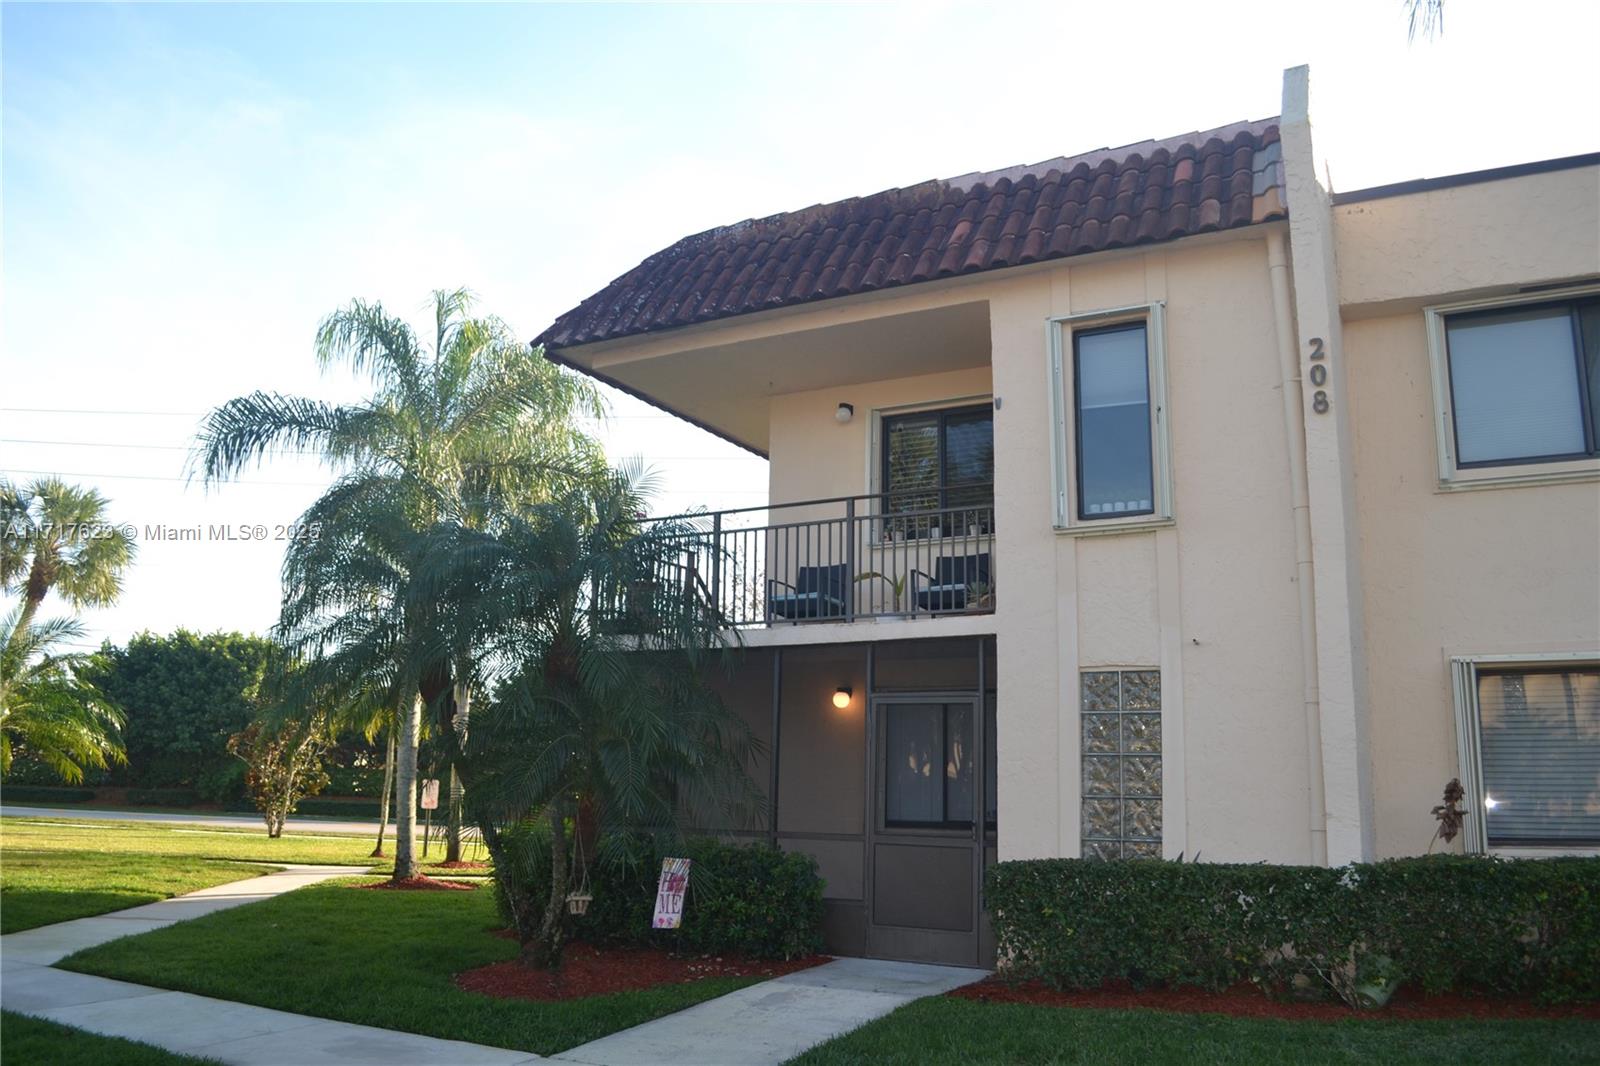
[855, 570, 908, 617]
[965, 580, 995, 612]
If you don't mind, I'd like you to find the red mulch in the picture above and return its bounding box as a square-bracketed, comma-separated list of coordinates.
[950, 977, 1600, 1021]
[351, 876, 479, 892]
[428, 860, 491, 870]
[455, 941, 828, 1002]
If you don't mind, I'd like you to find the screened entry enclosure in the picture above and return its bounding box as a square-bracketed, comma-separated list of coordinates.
[707, 637, 998, 966]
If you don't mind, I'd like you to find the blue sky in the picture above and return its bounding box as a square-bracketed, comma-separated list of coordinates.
[5, 0, 1599, 648]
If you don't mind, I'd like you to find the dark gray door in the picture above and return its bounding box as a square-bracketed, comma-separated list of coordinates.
[865, 695, 984, 966]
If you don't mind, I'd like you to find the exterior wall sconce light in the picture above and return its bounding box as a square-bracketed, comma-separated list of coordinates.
[835, 402, 854, 424]
[832, 686, 853, 709]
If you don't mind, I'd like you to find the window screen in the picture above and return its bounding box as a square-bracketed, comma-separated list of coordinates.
[1444, 299, 1600, 467]
[883, 701, 975, 829]
[1074, 324, 1154, 519]
[1478, 667, 1600, 846]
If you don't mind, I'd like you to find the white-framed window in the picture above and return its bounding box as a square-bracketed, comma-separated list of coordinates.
[1048, 303, 1173, 531]
[1451, 652, 1600, 855]
[1426, 284, 1600, 491]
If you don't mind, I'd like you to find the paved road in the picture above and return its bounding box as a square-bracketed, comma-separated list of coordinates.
[0, 805, 382, 836]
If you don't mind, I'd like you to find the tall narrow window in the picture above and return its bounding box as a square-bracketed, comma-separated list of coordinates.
[1073, 323, 1155, 519]
[882, 404, 993, 537]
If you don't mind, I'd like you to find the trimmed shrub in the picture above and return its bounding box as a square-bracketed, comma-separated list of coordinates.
[986, 855, 1600, 1005]
[126, 788, 200, 807]
[491, 829, 824, 960]
[1, 785, 97, 805]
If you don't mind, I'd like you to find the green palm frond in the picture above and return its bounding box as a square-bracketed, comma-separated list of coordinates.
[1, 607, 126, 783]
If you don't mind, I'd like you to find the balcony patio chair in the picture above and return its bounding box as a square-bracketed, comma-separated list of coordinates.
[911, 552, 992, 613]
[766, 563, 850, 621]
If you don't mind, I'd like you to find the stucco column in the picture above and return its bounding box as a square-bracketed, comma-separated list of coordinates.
[1279, 65, 1375, 864]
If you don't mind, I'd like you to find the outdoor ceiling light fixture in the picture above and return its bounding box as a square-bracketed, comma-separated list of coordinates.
[835, 402, 854, 424]
[832, 686, 853, 709]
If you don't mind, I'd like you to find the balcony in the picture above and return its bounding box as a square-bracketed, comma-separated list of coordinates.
[612, 490, 997, 630]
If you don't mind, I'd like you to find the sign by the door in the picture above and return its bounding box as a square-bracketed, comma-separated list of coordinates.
[652, 857, 692, 929]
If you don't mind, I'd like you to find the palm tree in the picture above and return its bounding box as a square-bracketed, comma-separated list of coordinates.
[0, 608, 126, 783]
[2, 478, 136, 646]
[428, 467, 763, 968]
[1406, 0, 1444, 39]
[196, 289, 603, 880]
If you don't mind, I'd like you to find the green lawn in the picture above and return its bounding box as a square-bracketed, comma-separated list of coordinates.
[790, 996, 1600, 1066]
[59, 879, 764, 1056]
[0, 815, 386, 932]
[0, 815, 494, 931]
[0, 1011, 223, 1066]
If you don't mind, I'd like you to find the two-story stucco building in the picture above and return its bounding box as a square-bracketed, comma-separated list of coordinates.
[533, 67, 1600, 967]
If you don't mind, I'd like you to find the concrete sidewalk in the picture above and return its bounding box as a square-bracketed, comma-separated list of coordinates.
[1, 863, 537, 1064]
[553, 957, 989, 1066]
[1, 864, 987, 1065]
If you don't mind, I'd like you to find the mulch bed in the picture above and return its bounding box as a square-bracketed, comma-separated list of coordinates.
[428, 860, 491, 870]
[950, 977, 1600, 1021]
[456, 941, 828, 1001]
[351, 875, 479, 892]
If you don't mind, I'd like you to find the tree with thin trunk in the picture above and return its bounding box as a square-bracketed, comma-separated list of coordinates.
[195, 289, 604, 882]
[228, 708, 332, 838]
[373, 721, 397, 857]
[2, 478, 135, 649]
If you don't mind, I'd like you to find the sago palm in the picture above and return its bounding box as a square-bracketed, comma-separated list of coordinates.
[195, 288, 604, 879]
[0, 608, 126, 784]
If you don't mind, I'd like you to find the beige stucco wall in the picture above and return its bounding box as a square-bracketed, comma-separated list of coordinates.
[1336, 169, 1600, 858]
[1335, 167, 1600, 313]
[985, 233, 1315, 865]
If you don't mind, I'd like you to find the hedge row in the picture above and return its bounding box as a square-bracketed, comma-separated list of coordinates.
[492, 830, 824, 960]
[126, 788, 201, 807]
[987, 856, 1600, 1005]
[2, 785, 97, 805]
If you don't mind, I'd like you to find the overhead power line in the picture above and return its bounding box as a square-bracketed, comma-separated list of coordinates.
[0, 467, 330, 488]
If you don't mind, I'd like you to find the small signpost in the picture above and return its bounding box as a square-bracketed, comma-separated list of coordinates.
[420, 779, 440, 857]
[652, 857, 692, 929]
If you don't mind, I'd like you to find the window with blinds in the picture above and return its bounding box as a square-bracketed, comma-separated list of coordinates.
[1073, 322, 1156, 519]
[1444, 297, 1600, 468]
[882, 404, 994, 536]
[1477, 666, 1600, 847]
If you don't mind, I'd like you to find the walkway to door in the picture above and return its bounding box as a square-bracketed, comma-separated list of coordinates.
[552, 957, 989, 1066]
[1, 867, 987, 1065]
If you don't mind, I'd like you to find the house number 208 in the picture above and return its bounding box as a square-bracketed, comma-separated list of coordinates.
[1307, 337, 1329, 414]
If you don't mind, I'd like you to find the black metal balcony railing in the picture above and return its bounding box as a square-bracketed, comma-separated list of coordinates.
[608, 489, 997, 630]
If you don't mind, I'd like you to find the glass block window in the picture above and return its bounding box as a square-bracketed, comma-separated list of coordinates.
[1080, 669, 1162, 859]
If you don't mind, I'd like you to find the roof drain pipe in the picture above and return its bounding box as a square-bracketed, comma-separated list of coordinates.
[1267, 227, 1329, 867]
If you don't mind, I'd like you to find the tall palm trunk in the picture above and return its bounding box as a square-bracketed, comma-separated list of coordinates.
[371, 725, 396, 858]
[392, 692, 422, 880]
[3, 560, 50, 656]
[527, 800, 569, 970]
[445, 681, 470, 863]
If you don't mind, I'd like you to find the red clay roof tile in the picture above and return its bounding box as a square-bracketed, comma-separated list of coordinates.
[537, 117, 1285, 350]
